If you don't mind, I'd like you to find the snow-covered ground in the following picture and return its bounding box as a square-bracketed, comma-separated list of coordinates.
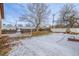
[8, 33, 79, 56]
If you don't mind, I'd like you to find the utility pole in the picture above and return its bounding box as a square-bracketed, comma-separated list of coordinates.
[52, 14, 55, 28]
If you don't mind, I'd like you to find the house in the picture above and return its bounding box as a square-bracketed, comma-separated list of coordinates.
[0, 3, 4, 19]
[2, 21, 36, 30]
[17, 22, 36, 29]
[0, 3, 4, 37]
[2, 24, 16, 30]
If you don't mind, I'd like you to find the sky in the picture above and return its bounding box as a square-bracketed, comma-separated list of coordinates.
[3, 3, 79, 26]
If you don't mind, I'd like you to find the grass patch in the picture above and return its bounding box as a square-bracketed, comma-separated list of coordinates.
[0, 35, 30, 56]
[0, 35, 27, 56]
[32, 31, 51, 36]
[0, 47, 11, 56]
[0, 36, 11, 56]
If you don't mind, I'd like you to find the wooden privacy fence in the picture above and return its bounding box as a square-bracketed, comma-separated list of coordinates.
[51, 28, 79, 33]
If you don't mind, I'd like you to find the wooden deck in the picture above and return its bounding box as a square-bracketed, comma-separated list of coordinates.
[68, 38, 79, 42]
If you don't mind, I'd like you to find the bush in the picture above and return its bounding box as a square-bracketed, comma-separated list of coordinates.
[32, 31, 50, 36]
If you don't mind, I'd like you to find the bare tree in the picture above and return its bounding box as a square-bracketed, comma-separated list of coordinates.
[58, 4, 78, 28]
[20, 3, 51, 31]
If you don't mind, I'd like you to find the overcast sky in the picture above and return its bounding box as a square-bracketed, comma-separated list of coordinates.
[3, 3, 79, 26]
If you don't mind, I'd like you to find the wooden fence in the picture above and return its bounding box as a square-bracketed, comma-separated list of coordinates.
[51, 28, 79, 33]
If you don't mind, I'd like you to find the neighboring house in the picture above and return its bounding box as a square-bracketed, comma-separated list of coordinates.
[2, 21, 51, 31]
[2, 24, 16, 30]
[17, 22, 36, 30]
[2, 21, 36, 30]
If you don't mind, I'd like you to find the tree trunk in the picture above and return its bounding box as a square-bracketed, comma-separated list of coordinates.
[36, 25, 39, 31]
[66, 27, 70, 33]
[36, 23, 40, 32]
[66, 24, 71, 33]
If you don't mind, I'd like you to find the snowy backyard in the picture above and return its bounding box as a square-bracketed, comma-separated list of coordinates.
[8, 33, 79, 56]
[1, 3, 79, 56]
